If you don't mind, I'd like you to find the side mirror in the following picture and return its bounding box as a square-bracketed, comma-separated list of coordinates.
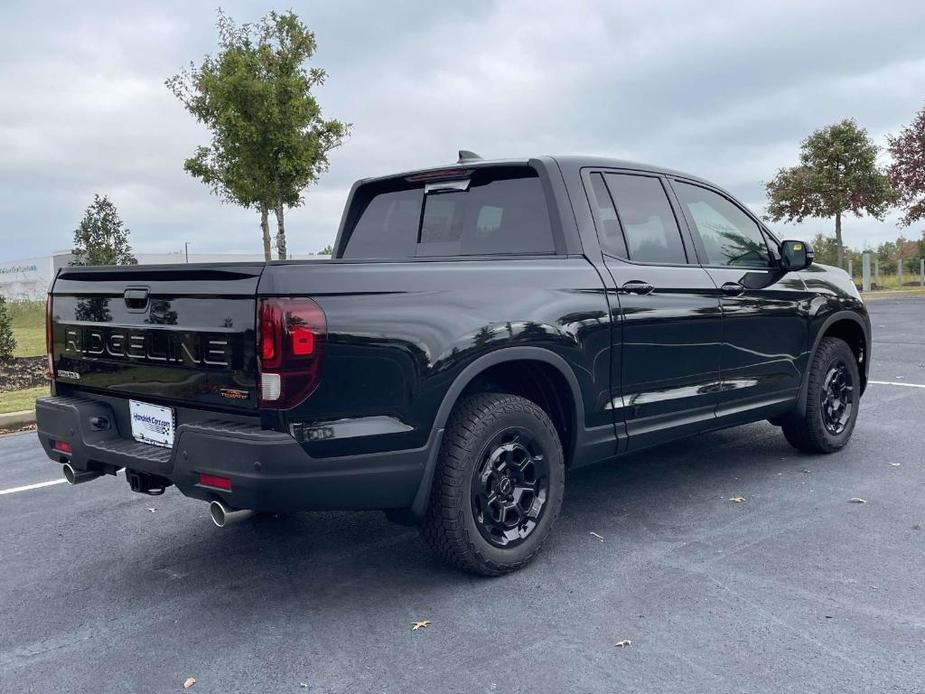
[780, 240, 813, 271]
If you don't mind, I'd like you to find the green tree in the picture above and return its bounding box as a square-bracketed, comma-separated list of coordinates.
[71, 195, 137, 266]
[808, 232, 839, 266]
[0, 297, 15, 359]
[167, 10, 350, 261]
[875, 240, 897, 275]
[317, 244, 334, 255]
[765, 119, 895, 268]
[887, 104, 925, 226]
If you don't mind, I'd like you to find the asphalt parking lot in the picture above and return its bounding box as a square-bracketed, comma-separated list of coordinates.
[1, 296, 923, 694]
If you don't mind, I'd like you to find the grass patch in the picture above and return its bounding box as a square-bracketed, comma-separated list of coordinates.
[7, 301, 45, 357]
[0, 385, 47, 414]
[850, 274, 925, 291]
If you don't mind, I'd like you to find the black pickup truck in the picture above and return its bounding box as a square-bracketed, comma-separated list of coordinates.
[36, 153, 870, 575]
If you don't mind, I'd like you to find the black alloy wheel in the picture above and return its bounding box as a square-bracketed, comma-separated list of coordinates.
[421, 393, 565, 575]
[820, 360, 854, 436]
[781, 336, 861, 454]
[470, 427, 549, 548]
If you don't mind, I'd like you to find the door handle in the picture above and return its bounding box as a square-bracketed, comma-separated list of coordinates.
[720, 282, 745, 296]
[621, 280, 654, 295]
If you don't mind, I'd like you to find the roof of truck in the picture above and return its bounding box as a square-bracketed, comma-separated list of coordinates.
[359, 154, 712, 187]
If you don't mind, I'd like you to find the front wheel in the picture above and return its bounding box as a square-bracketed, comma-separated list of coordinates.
[420, 393, 565, 575]
[782, 337, 860, 453]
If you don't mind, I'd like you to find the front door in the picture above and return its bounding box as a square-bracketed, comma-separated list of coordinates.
[585, 170, 724, 451]
[669, 179, 812, 423]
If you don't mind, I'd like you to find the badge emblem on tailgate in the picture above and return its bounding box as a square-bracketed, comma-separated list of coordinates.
[219, 388, 250, 401]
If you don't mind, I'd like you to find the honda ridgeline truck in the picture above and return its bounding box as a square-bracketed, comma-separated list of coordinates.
[36, 152, 870, 575]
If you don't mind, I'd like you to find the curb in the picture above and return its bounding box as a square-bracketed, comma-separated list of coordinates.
[0, 410, 36, 428]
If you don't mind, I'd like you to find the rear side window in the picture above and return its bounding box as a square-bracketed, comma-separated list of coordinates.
[341, 187, 422, 260]
[603, 174, 687, 264]
[341, 167, 554, 259]
[673, 181, 771, 267]
[587, 173, 627, 257]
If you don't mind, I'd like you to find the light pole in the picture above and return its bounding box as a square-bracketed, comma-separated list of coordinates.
[184, 242, 190, 263]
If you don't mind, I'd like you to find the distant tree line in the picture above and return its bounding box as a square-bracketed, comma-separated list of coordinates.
[809, 231, 925, 276]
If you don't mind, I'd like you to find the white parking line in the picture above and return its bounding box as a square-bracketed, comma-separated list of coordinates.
[869, 380, 925, 389]
[0, 479, 67, 496]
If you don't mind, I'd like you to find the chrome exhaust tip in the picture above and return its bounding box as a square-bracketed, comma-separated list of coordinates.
[209, 500, 251, 528]
[63, 463, 103, 485]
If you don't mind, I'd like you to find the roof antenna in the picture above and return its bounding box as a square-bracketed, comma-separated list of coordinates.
[457, 150, 482, 163]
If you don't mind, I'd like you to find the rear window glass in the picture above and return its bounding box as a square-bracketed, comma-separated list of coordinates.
[341, 167, 555, 259]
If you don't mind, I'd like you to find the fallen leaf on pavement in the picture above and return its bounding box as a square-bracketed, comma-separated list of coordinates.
[590, 531, 604, 542]
[147, 507, 156, 513]
[615, 640, 632, 648]
[182, 677, 197, 689]
[889, 463, 901, 467]
[412, 619, 430, 631]
[848, 497, 867, 504]
[300, 684, 308, 689]
[729, 496, 746, 503]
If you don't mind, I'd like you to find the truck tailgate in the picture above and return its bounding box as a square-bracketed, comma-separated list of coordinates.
[49, 263, 263, 411]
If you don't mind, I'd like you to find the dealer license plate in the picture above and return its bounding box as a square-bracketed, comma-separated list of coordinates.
[129, 400, 175, 448]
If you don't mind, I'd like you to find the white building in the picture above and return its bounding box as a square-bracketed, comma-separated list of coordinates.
[0, 251, 327, 301]
[0, 252, 72, 301]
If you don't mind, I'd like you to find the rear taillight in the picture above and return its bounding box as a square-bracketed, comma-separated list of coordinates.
[45, 294, 54, 380]
[52, 440, 72, 454]
[257, 298, 326, 409]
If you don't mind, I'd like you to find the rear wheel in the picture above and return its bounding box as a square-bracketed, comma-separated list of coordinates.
[420, 393, 565, 575]
[782, 337, 860, 453]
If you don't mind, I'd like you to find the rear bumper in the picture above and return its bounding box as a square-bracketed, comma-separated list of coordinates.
[35, 395, 432, 513]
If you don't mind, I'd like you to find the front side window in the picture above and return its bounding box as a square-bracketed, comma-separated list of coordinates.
[604, 173, 687, 264]
[673, 181, 771, 267]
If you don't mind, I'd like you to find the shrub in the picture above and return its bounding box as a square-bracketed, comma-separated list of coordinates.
[0, 297, 16, 359]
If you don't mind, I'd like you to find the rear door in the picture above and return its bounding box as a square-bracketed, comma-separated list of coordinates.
[669, 179, 811, 421]
[50, 264, 262, 411]
[585, 170, 724, 451]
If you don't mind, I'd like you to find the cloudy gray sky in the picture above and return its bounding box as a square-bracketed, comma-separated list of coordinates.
[1, 0, 924, 262]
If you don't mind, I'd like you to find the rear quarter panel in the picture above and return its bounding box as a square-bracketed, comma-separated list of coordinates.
[259, 258, 613, 458]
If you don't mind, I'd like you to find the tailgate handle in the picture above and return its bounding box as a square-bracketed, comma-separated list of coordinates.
[123, 287, 149, 311]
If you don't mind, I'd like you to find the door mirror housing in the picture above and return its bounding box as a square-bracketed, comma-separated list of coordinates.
[780, 240, 813, 271]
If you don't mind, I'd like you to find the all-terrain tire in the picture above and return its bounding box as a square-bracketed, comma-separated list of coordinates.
[781, 337, 860, 453]
[420, 393, 565, 576]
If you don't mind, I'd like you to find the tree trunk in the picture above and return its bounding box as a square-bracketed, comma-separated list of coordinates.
[260, 205, 271, 261]
[275, 201, 287, 260]
[834, 210, 844, 269]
